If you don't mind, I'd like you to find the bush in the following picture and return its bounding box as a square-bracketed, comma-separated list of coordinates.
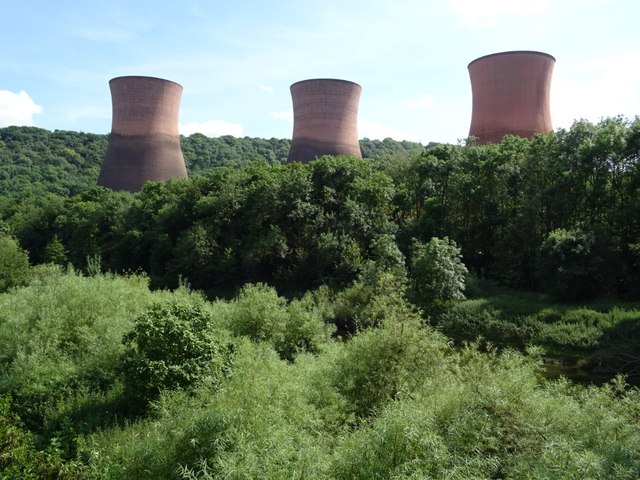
[332, 317, 447, 418]
[332, 269, 409, 334]
[432, 302, 536, 348]
[332, 350, 640, 479]
[0, 396, 87, 479]
[227, 283, 333, 361]
[0, 268, 154, 437]
[81, 341, 333, 480]
[121, 300, 234, 405]
[410, 236, 467, 309]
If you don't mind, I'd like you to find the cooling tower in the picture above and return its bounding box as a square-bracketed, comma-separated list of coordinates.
[287, 78, 362, 163]
[468, 51, 555, 145]
[98, 75, 187, 192]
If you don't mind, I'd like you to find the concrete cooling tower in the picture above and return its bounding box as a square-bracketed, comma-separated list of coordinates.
[468, 51, 555, 145]
[287, 78, 362, 163]
[97, 75, 188, 192]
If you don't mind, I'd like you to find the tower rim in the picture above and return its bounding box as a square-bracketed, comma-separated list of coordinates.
[290, 78, 361, 90]
[468, 50, 556, 69]
[109, 75, 183, 89]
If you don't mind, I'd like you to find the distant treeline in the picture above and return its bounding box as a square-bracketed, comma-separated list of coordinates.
[1, 116, 639, 300]
[0, 126, 425, 196]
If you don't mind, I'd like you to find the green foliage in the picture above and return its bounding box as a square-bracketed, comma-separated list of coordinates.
[0, 396, 88, 479]
[332, 351, 640, 479]
[536, 227, 607, 300]
[0, 267, 156, 443]
[226, 283, 333, 361]
[226, 283, 288, 341]
[0, 271, 637, 478]
[332, 319, 446, 418]
[432, 285, 640, 382]
[332, 268, 410, 334]
[3, 117, 639, 301]
[42, 234, 68, 266]
[80, 341, 333, 480]
[0, 234, 30, 292]
[0, 126, 420, 197]
[359, 137, 425, 159]
[0, 126, 106, 196]
[410, 236, 468, 308]
[4, 120, 640, 477]
[121, 300, 234, 404]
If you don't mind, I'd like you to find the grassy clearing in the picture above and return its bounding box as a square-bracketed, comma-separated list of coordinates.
[433, 280, 640, 384]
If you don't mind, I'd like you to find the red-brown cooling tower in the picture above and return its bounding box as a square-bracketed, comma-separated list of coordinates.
[97, 75, 188, 192]
[468, 51, 555, 145]
[287, 78, 362, 163]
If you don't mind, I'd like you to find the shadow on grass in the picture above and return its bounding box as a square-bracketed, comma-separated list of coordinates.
[431, 281, 640, 385]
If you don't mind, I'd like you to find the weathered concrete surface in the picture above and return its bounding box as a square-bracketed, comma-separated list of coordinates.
[468, 51, 555, 145]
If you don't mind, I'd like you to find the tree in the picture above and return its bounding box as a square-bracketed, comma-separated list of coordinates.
[410, 236, 467, 308]
[0, 234, 30, 292]
[535, 227, 607, 300]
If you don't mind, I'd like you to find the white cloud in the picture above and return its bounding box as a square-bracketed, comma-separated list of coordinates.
[260, 85, 274, 93]
[448, 0, 551, 28]
[400, 93, 434, 109]
[552, 51, 640, 129]
[0, 90, 42, 127]
[180, 119, 243, 137]
[271, 110, 293, 122]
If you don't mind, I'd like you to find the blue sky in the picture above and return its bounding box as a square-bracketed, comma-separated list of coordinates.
[1, 0, 639, 144]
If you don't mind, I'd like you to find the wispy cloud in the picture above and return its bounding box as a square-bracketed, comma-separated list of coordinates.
[260, 85, 274, 93]
[180, 119, 243, 137]
[448, 0, 551, 28]
[0, 90, 43, 127]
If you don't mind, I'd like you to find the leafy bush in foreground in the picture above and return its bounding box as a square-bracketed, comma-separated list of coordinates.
[0, 268, 153, 434]
[332, 351, 640, 479]
[0, 396, 87, 479]
[121, 301, 234, 405]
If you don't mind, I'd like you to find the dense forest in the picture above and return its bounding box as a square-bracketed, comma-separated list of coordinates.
[0, 126, 424, 196]
[1, 117, 640, 478]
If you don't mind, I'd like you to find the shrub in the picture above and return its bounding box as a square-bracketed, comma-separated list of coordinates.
[274, 292, 334, 361]
[332, 270, 409, 334]
[227, 283, 288, 341]
[332, 350, 640, 479]
[410, 236, 467, 309]
[227, 283, 333, 361]
[332, 318, 447, 418]
[120, 300, 234, 405]
[0, 269, 153, 437]
[0, 396, 88, 479]
[81, 341, 333, 480]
